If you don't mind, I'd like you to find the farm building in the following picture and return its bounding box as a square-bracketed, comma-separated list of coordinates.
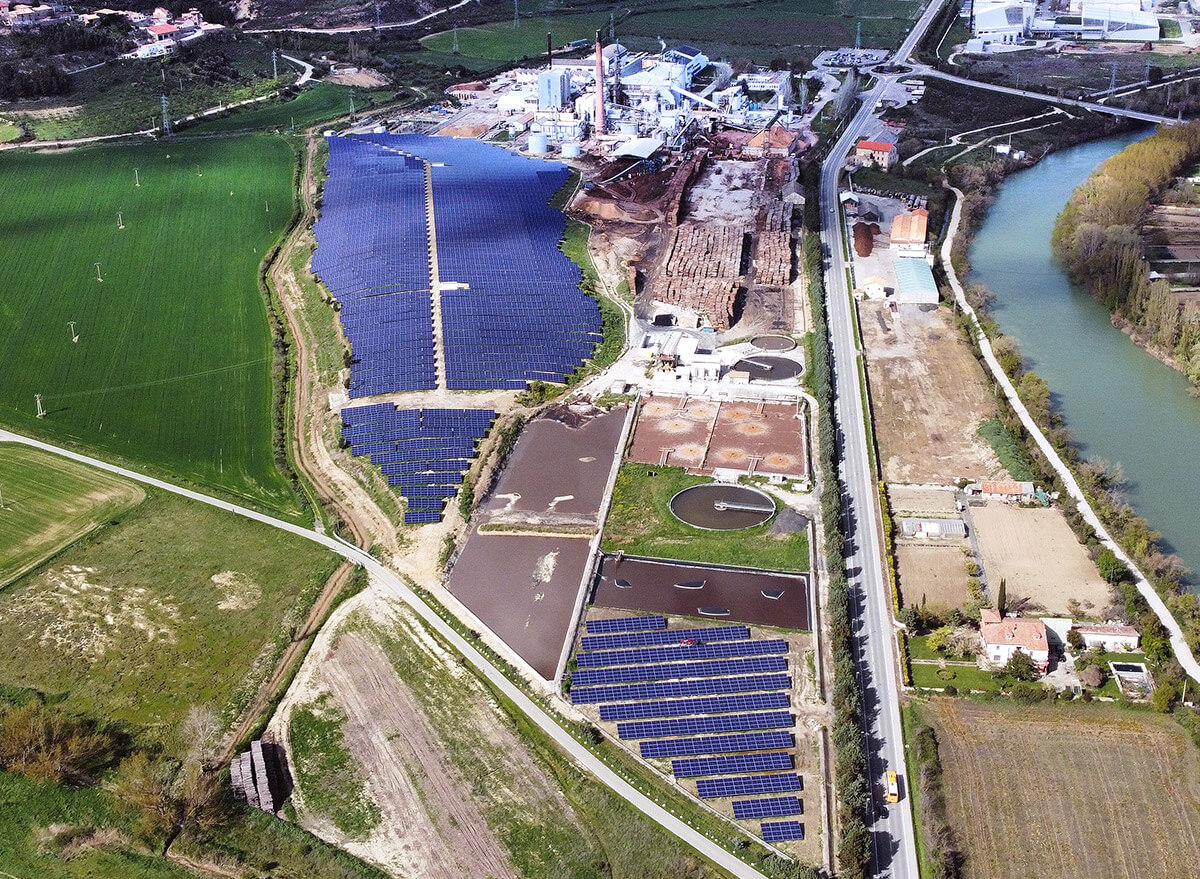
[980, 608, 1049, 674]
[893, 257, 939, 305]
[855, 139, 897, 170]
[899, 517, 966, 539]
[890, 209, 928, 258]
[861, 275, 887, 299]
[974, 479, 1037, 503]
[1074, 622, 1140, 652]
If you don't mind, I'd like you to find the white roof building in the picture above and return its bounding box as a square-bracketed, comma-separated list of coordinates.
[899, 517, 967, 539]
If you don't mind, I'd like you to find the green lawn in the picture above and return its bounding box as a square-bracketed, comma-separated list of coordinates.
[183, 81, 392, 135]
[911, 661, 1000, 693]
[0, 444, 145, 588]
[602, 463, 810, 572]
[0, 136, 302, 514]
[0, 490, 338, 749]
[0, 120, 20, 142]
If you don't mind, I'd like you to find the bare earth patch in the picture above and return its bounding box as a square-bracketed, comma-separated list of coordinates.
[861, 301, 1005, 484]
[968, 502, 1109, 616]
[887, 486, 959, 516]
[896, 543, 973, 611]
[929, 698, 1200, 879]
[210, 570, 262, 611]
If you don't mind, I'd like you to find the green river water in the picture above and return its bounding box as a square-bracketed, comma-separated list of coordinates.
[968, 127, 1200, 589]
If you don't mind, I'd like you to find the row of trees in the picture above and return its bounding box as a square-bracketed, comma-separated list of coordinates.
[1051, 122, 1200, 382]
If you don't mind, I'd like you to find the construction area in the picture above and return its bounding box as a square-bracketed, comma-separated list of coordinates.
[628, 395, 809, 481]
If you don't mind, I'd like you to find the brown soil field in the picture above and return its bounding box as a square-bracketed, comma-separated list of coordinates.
[887, 486, 959, 516]
[927, 698, 1200, 879]
[861, 301, 1006, 484]
[895, 543, 973, 611]
[969, 502, 1110, 616]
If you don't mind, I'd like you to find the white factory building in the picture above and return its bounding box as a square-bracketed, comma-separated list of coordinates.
[970, 0, 1160, 48]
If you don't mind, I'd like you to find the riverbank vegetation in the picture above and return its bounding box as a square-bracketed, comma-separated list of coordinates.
[1052, 122, 1200, 383]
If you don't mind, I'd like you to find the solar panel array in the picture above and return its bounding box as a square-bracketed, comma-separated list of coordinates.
[616, 711, 793, 741]
[732, 796, 803, 820]
[572, 655, 787, 687]
[571, 673, 789, 705]
[574, 619, 803, 843]
[575, 639, 788, 669]
[696, 773, 804, 799]
[640, 731, 794, 760]
[313, 133, 600, 396]
[672, 752, 793, 779]
[580, 625, 750, 652]
[761, 821, 805, 842]
[312, 137, 435, 397]
[340, 405, 494, 523]
[585, 616, 667, 635]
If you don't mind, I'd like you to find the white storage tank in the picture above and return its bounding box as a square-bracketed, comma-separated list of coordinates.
[619, 120, 638, 136]
[528, 133, 549, 154]
[561, 141, 582, 158]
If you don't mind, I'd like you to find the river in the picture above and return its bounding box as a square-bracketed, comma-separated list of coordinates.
[969, 128, 1200, 589]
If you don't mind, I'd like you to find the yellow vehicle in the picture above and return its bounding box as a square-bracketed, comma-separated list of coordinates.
[885, 770, 900, 804]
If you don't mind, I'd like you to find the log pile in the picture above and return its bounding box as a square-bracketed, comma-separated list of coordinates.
[656, 223, 746, 329]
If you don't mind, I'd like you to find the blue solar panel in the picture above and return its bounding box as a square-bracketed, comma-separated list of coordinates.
[732, 796, 803, 820]
[571, 656, 788, 687]
[586, 616, 667, 634]
[671, 752, 793, 779]
[600, 692, 790, 722]
[571, 674, 789, 705]
[760, 821, 805, 842]
[579, 626, 750, 652]
[575, 639, 788, 669]
[696, 773, 804, 799]
[640, 731, 794, 760]
[617, 712, 793, 741]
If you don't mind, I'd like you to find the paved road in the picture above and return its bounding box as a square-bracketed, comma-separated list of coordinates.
[914, 66, 1179, 125]
[0, 427, 771, 879]
[817, 2, 947, 877]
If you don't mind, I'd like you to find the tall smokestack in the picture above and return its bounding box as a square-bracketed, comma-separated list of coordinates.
[546, 31, 552, 69]
[594, 29, 606, 135]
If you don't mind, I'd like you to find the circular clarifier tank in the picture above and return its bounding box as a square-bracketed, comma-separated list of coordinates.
[669, 483, 776, 530]
[731, 355, 804, 381]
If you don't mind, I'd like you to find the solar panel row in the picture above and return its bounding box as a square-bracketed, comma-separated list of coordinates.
[639, 731, 794, 760]
[579, 625, 750, 652]
[671, 752, 793, 779]
[760, 821, 805, 842]
[571, 655, 787, 688]
[599, 692, 790, 722]
[616, 711, 793, 741]
[585, 616, 667, 635]
[570, 673, 790, 705]
[575, 639, 788, 669]
[695, 773, 804, 799]
[731, 796, 803, 820]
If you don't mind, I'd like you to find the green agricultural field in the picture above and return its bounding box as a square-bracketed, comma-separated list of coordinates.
[0, 136, 301, 514]
[0, 120, 20, 142]
[602, 463, 809, 572]
[422, 12, 610, 61]
[0, 444, 145, 589]
[0, 489, 338, 748]
[183, 81, 393, 135]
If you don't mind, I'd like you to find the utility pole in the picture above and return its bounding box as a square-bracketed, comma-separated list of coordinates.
[95, 262, 103, 282]
[161, 94, 171, 136]
[452, 25, 459, 53]
[272, 48, 278, 79]
[68, 321, 77, 343]
[117, 212, 124, 229]
[1110, 62, 1118, 93]
[855, 21, 862, 51]
[513, 0, 519, 28]
[35, 394, 45, 418]
[134, 168, 141, 187]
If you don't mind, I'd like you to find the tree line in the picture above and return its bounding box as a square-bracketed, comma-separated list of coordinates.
[1051, 122, 1200, 383]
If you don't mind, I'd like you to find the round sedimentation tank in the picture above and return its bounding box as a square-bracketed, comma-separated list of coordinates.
[751, 334, 797, 352]
[528, 133, 549, 154]
[561, 141, 582, 158]
[669, 484, 776, 530]
[731, 355, 804, 382]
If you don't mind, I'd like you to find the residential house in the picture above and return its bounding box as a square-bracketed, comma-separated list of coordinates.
[980, 608, 1049, 674]
[1074, 622, 1140, 652]
[855, 139, 897, 170]
[976, 479, 1036, 503]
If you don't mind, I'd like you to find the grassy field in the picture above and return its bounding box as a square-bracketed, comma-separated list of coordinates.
[183, 81, 393, 135]
[419, 0, 923, 67]
[0, 444, 145, 588]
[602, 463, 809, 572]
[927, 697, 1200, 879]
[977, 418, 1035, 482]
[910, 661, 1000, 693]
[0, 120, 20, 142]
[289, 694, 381, 838]
[0, 489, 338, 749]
[0, 136, 302, 514]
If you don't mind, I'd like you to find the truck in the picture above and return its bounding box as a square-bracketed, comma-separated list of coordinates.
[885, 769, 900, 804]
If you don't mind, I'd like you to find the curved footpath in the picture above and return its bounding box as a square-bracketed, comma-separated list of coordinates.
[940, 185, 1200, 684]
[0, 427, 772, 879]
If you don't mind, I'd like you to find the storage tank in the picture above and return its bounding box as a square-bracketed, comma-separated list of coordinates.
[561, 141, 582, 159]
[528, 133, 549, 154]
[619, 120, 638, 136]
